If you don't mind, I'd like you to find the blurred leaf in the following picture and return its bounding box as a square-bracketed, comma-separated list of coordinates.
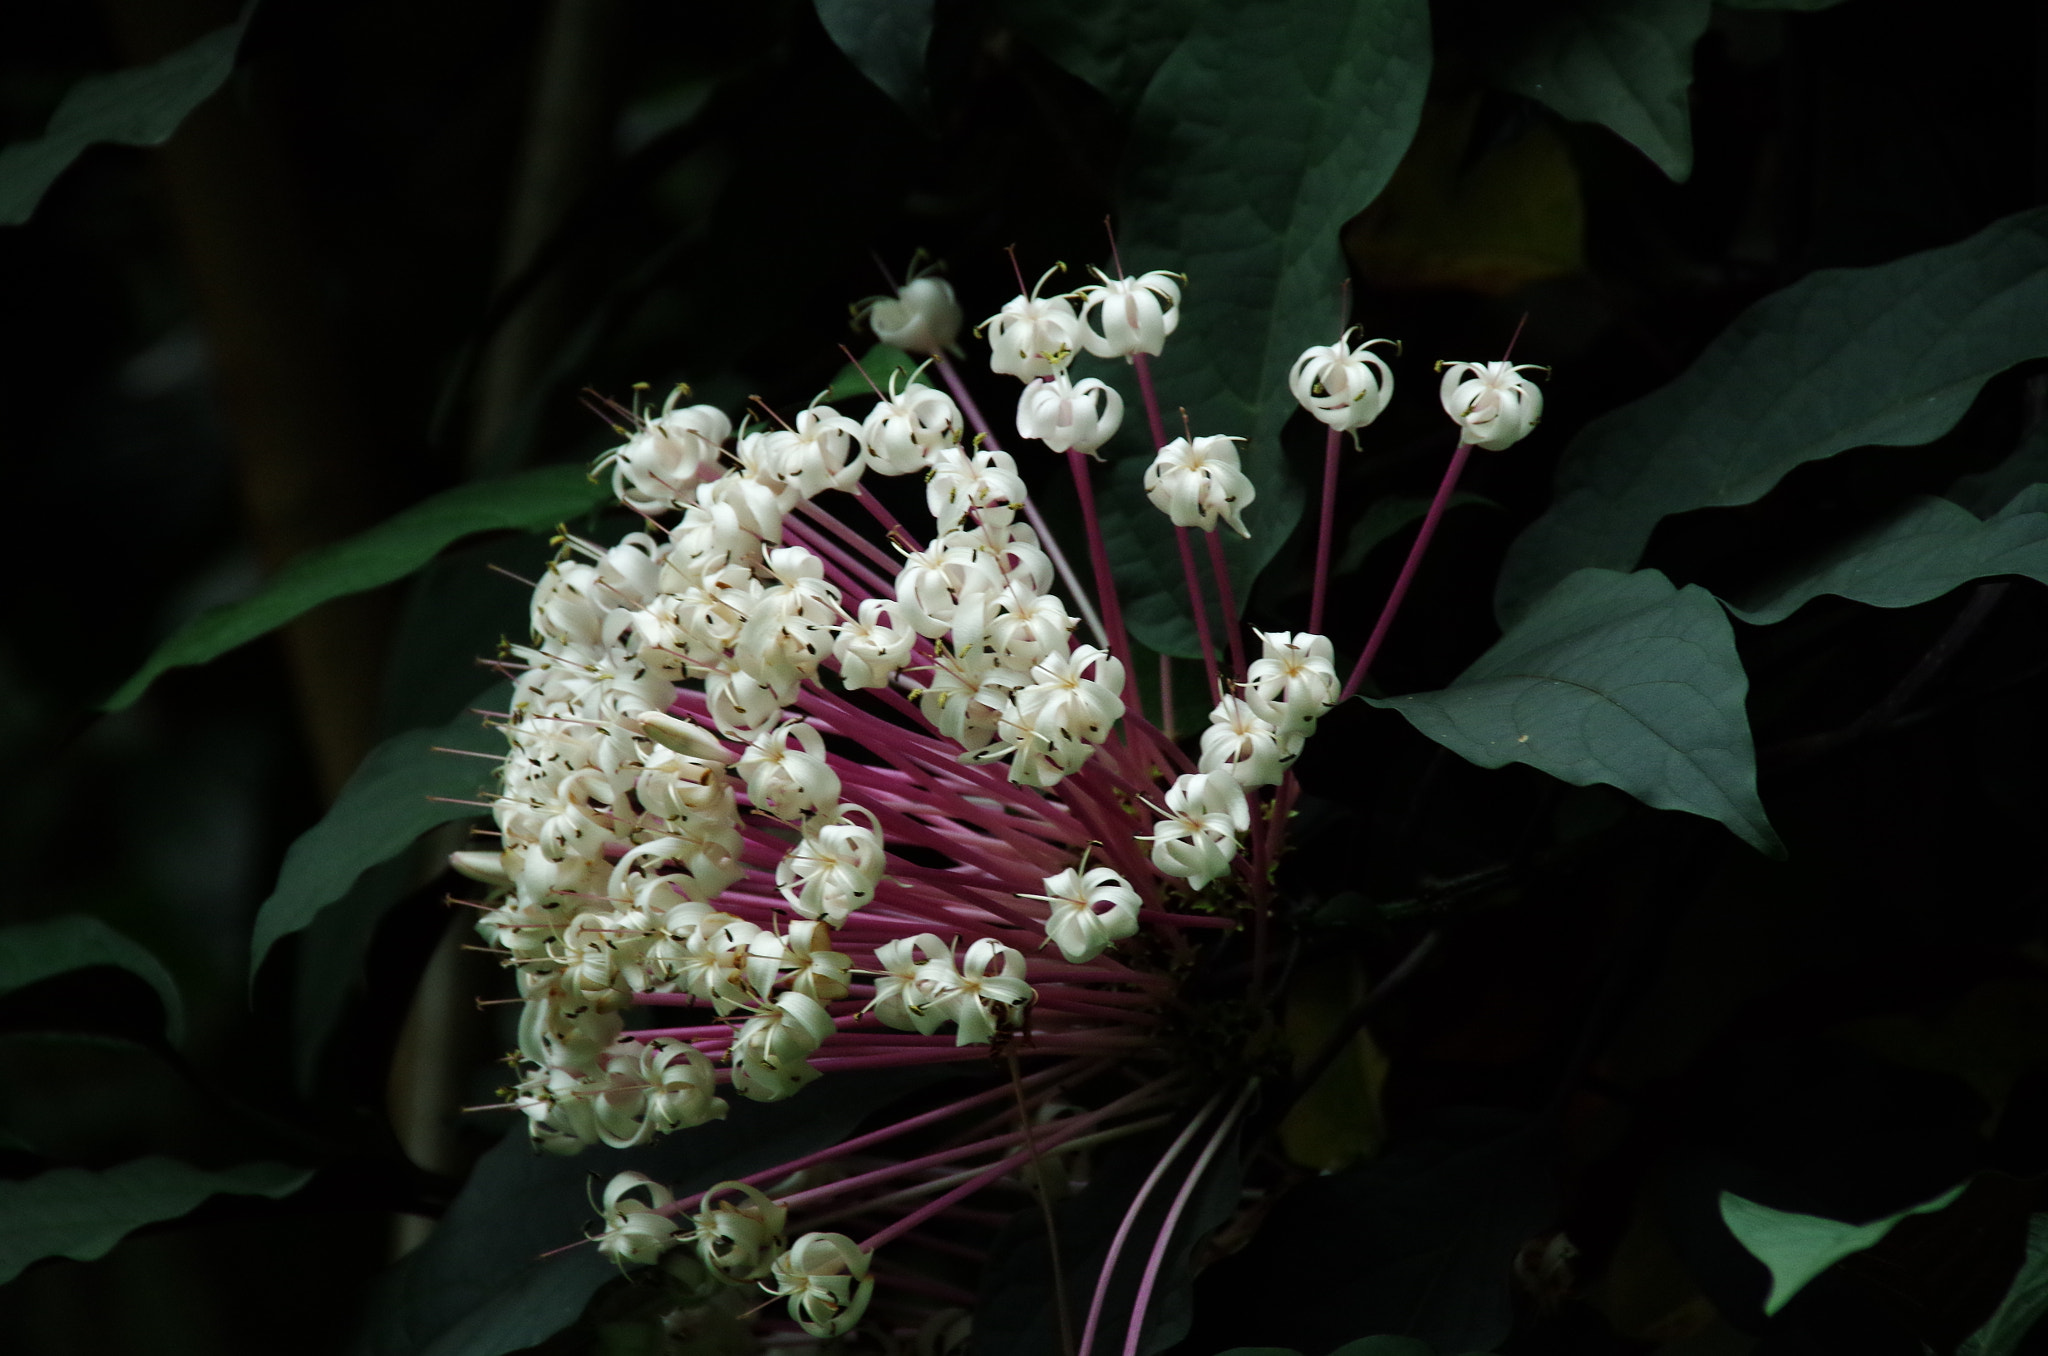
[107, 465, 604, 710]
[1113, 0, 1430, 652]
[0, 1156, 311, 1283]
[1718, 0, 1852, 8]
[354, 1066, 948, 1356]
[376, 536, 552, 737]
[1205, 1110, 1549, 1353]
[1004, 0, 1197, 107]
[1369, 569, 1781, 854]
[0, 7, 249, 225]
[1499, 206, 2048, 623]
[814, 0, 932, 113]
[1959, 1214, 2048, 1356]
[249, 688, 508, 981]
[1279, 955, 1390, 1172]
[822, 342, 918, 404]
[1720, 1181, 1966, 1316]
[1494, 0, 1709, 181]
[1731, 486, 2048, 624]
[1347, 98, 1585, 293]
[290, 853, 414, 1096]
[1329, 1342, 1446, 1356]
[0, 916, 185, 1046]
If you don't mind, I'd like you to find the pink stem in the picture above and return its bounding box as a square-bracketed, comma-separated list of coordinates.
[1076, 1093, 1220, 1356]
[1309, 425, 1342, 634]
[1120, 1082, 1257, 1356]
[1203, 529, 1246, 680]
[1065, 447, 1134, 665]
[1175, 526, 1220, 698]
[1341, 440, 1473, 702]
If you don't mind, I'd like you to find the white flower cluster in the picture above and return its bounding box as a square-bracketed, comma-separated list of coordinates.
[466, 353, 1157, 1152]
[1143, 632, 1341, 891]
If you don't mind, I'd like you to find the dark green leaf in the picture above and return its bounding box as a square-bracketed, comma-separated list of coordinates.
[1717, 0, 1851, 9]
[249, 688, 509, 980]
[1494, 0, 1710, 181]
[107, 465, 605, 710]
[1370, 569, 1780, 854]
[1947, 424, 2048, 516]
[354, 1067, 949, 1356]
[0, 1156, 312, 1283]
[814, 0, 932, 113]
[0, 916, 184, 1046]
[1730, 487, 2048, 624]
[1720, 1181, 1965, 1316]
[822, 342, 918, 405]
[1004, 0, 1198, 108]
[289, 854, 414, 1096]
[0, 8, 249, 225]
[1113, 0, 1430, 653]
[1498, 206, 2048, 623]
[1327, 1341, 1442, 1356]
[1335, 492, 1496, 577]
[1960, 1214, 2048, 1356]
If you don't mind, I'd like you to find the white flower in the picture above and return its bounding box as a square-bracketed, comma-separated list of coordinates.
[860, 372, 961, 475]
[1244, 630, 1339, 738]
[832, 597, 917, 689]
[1197, 694, 1302, 789]
[1289, 332, 1396, 432]
[865, 276, 962, 356]
[767, 1232, 875, 1338]
[598, 399, 730, 514]
[692, 1181, 788, 1282]
[774, 805, 886, 924]
[640, 1038, 727, 1131]
[1143, 434, 1255, 536]
[1145, 771, 1250, 891]
[1073, 267, 1182, 359]
[738, 721, 841, 821]
[983, 265, 1083, 380]
[730, 991, 836, 1101]
[1032, 865, 1142, 962]
[1015, 374, 1125, 458]
[1437, 360, 1545, 450]
[592, 1171, 680, 1265]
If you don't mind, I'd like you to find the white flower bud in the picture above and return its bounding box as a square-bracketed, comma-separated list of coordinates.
[1074, 268, 1182, 359]
[1015, 374, 1124, 458]
[1438, 360, 1544, 450]
[867, 276, 962, 356]
[1289, 332, 1396, 432]
[1143, 434, 1255, 537]
[983, 266, 1083, 380]
[1033, 865, 1141, 962]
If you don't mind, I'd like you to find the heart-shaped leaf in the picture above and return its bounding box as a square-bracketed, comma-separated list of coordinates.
[1499, 206, 2048, 623]
[1370, 568, 1780, 854]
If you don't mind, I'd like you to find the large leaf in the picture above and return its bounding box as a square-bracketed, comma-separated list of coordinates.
[1731, 485, 2048, 624]
[1493, 0, 1710, 181]
[248, 688, 509, 979]
[1369, 569, 1780, 855]
[814, 0, 932, 113]
[0, 1157, 312, 1283]
[107, 464, 605, 710]
[1960, 1213, 2048, 1356]
[1720, 1181, 1966, 1316]
[0, 916, 185, 1046]
[0, 8, 249, 225]
[1499, 206, 2048, 623]
[354, 1066, 948, 1356]
[1111, 0, 1430, 654]
[1003, 0, 1198, 108]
